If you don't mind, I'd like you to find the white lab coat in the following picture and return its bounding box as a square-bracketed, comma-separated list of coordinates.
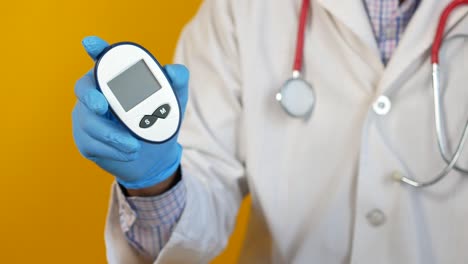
[104, 0, 468, 263]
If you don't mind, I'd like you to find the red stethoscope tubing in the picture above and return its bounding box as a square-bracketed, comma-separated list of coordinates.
[432, 0, 468, 64]
[293, 0, 468, 65]
[293, 0, 311, 73]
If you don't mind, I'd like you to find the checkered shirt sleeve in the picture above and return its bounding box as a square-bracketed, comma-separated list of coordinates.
[116, 179, 186, 260]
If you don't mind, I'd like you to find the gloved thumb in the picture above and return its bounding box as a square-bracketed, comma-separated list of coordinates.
[82, 36, 109, 61]
[165, 64, 189, 110]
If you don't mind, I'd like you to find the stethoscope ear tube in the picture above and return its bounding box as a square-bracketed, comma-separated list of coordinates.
[391, 0, 468, 188]
[433, 64, 468, 175]
[431, 0, 468, 64]
[396, 64, 468, 187]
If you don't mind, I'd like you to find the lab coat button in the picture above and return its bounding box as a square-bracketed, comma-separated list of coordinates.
[373, 95, 391, 115]
[366, 209, 386, 227]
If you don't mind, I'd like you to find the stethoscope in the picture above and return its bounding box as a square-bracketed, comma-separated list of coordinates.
[276, 0, 315, 118]
[276, 0, 468, 188]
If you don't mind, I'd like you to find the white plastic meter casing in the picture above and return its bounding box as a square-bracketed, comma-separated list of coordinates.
[95, 42, 181, 143]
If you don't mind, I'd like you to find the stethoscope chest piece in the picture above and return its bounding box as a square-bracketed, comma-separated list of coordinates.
[277, 0, 315, 119]
[276, 77, 315, 118]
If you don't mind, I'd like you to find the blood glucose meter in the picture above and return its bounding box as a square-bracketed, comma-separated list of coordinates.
[95, 42, 181, 143]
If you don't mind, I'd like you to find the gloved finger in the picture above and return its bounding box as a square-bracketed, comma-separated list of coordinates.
[75, 70, 109, 115]
[74, 102, 141, 153]
[165, 64, 189, 107]
[82, 36, 109, 61]
[74, 129, 138, 162]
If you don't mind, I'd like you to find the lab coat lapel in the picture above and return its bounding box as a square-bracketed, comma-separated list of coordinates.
[379, 0, 468, 93]
[316, 0, 383, 73]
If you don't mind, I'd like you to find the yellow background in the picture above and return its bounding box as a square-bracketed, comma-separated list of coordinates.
[0, 0, 249, 263]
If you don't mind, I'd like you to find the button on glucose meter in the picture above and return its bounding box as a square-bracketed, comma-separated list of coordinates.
[138, 104, 171, 129]
[95, 42, 181, 143]
[140, 115, 158, 129]
[153, 104, 171, 119]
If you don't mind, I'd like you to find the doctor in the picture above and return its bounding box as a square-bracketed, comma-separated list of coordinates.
[72, 0, 468, 263]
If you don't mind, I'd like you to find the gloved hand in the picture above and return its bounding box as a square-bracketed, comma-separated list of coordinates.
[72, 36, 189, 189]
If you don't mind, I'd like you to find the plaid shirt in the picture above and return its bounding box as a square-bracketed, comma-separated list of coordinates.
[364, 0, 421, 64]
[117, 0, 421, 260]
[117, 180, 186, 259]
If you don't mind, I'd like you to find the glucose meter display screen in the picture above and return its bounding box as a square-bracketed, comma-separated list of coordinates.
[108, 60, 162, 112]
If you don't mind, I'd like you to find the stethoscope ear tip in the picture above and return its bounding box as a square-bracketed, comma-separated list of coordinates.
[391, 171, 403, 182]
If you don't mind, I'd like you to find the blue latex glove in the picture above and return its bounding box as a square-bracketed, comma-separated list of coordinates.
[72, 36, 189, 189]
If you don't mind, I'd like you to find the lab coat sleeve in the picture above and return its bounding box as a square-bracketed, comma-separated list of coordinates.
[104, 0, 247, 263]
